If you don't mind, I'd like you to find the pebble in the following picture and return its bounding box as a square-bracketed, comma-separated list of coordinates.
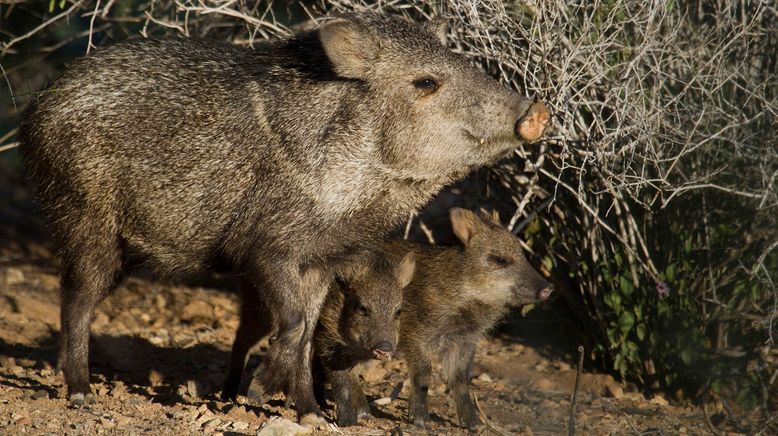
[477, 373, 493, 382]
[256, 417, 312, 435]
[231, 421, 249, 430]
[373, 397, 392, 406]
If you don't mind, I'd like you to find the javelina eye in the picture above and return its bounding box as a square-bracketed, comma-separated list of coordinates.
[394, 308, 402, 319]
[413, 77, 438, 92]
[357, 304, 370, 317]
[489, 255, 513, 267]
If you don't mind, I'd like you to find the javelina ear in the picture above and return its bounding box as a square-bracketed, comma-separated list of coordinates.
[478, 208, 502, 226]
[396, 251, 416, 288]
[319, 18, 377, 79]
[450, 208, 479, 246]
[423, 17, 449, 45]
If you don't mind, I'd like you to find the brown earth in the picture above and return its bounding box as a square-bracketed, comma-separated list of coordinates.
[0, 159, 726, 435]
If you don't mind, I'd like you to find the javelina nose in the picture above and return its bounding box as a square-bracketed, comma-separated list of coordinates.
[372, 341, 394, 360]
[537, 286, 554, 301]
[515, 102, 550, 142]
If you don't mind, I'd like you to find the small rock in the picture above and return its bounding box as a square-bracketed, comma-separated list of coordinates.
[605, 383, 624, 399]
[231, 421, 249, 430]
[98, 416, 114, 427]
[372, 397, 392, 406]
[187, 380, 201, 398]
[3, 267, 25, 285]
[148, 370, 164, 386]
[204, 418, 221, 429]
[650, 395, 668, 406]
[557, 361, 572, 371]
[181, 301, 214, 322]
[194, 412, 212, 427]
[534, 378, 554, 390]
[477, 373, 493, 382]
[1, 356, 16, 369]
[15, 415, 32, 426]
[32, 390, 49, 400]
[256, 416, 312, 436]
[39, 368, 53, 377]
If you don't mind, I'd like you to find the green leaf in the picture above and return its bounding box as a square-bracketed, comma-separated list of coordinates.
[680, 349, 695, 364]
[59, 0, 66, 9]
[619, 275, 634, 296]
[604, 292, 621, 310]
[636, 323, 646, 341]
[618, 311, 635, 335]
[542, 256, 553, 271]
[49, 0, 55, 12]
[665, 263, 677, 282]
[684, 238, 692, 253]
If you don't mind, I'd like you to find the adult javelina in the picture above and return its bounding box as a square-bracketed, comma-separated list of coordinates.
[225, 250, 415, 426]
[394, 208, 553, 430]
[17, 12, 549, 424]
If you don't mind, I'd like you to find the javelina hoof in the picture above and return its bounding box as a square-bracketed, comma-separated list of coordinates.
[245, 381, 267, 406]
[516, 102, 550, 142]
[68, 392, 96, 408]
[336, 412, 358, 427]
[412, 416, 431, 429]
[299, 412, 328, 429]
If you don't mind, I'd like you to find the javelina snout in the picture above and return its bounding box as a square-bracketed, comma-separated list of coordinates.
[515, 101, 551, 142]
[450, 208, 551, 306]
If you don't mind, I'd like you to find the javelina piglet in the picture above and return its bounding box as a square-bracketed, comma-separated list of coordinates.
[18, 11, 549, 425]
[394, 208, 553, 430]
[314, 250, 415, 426]
[223, 250, 415, 428]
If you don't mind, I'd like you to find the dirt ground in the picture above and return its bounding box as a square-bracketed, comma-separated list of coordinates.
[0, 160, 730, 435]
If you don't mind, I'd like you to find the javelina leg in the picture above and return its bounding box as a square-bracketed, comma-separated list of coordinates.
[330, 369, 358, 426]
[408, 356, 432, 429]
[350, 373, 371, 420]
[222, 280, 273, 401]
[60, 239, 123, 408]
[445, 343, 480, 430]
[246, 264, 330, 427]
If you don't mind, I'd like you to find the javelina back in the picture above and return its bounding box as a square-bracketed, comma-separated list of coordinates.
[394, 208, 553, 430]
[17, 12, 549, 424]
[223, 249, 415, 428]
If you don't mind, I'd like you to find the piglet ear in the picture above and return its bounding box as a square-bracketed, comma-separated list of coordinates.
[318, 17, 377, 79]
[450, 208, 479, 246]
[423, 17, 449, 45]
[396, 251, 416, 288]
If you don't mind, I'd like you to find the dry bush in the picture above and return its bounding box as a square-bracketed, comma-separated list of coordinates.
[1, 0, 776, 426]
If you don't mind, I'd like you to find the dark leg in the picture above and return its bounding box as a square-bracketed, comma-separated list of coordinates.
[222, 280, 273, 401]
[59, 235, 123, 407]
[350, 373, 370, 421]
[246, 263, 330, 427]
[407, 354, 432, 429]
[330, 369, 358, 427]
[444, 343, 480, 430]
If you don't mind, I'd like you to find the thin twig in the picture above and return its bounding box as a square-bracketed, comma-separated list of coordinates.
[568, 345, 584, 436]
[473, 393, 509, 436]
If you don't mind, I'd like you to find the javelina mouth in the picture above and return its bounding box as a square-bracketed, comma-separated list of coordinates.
[515, 102, 550, 142]
[537, 286, 554, 301]
[372, 349, 393, 360]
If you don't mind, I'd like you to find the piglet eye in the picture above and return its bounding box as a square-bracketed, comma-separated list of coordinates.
[413, 77, 438, 92]
[394, 308, 402, 319]
[489, 255, 512, 267]
[357, 304, 370, 316]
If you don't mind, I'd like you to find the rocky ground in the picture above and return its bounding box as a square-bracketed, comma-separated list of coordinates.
[0, 158, 746, 435]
